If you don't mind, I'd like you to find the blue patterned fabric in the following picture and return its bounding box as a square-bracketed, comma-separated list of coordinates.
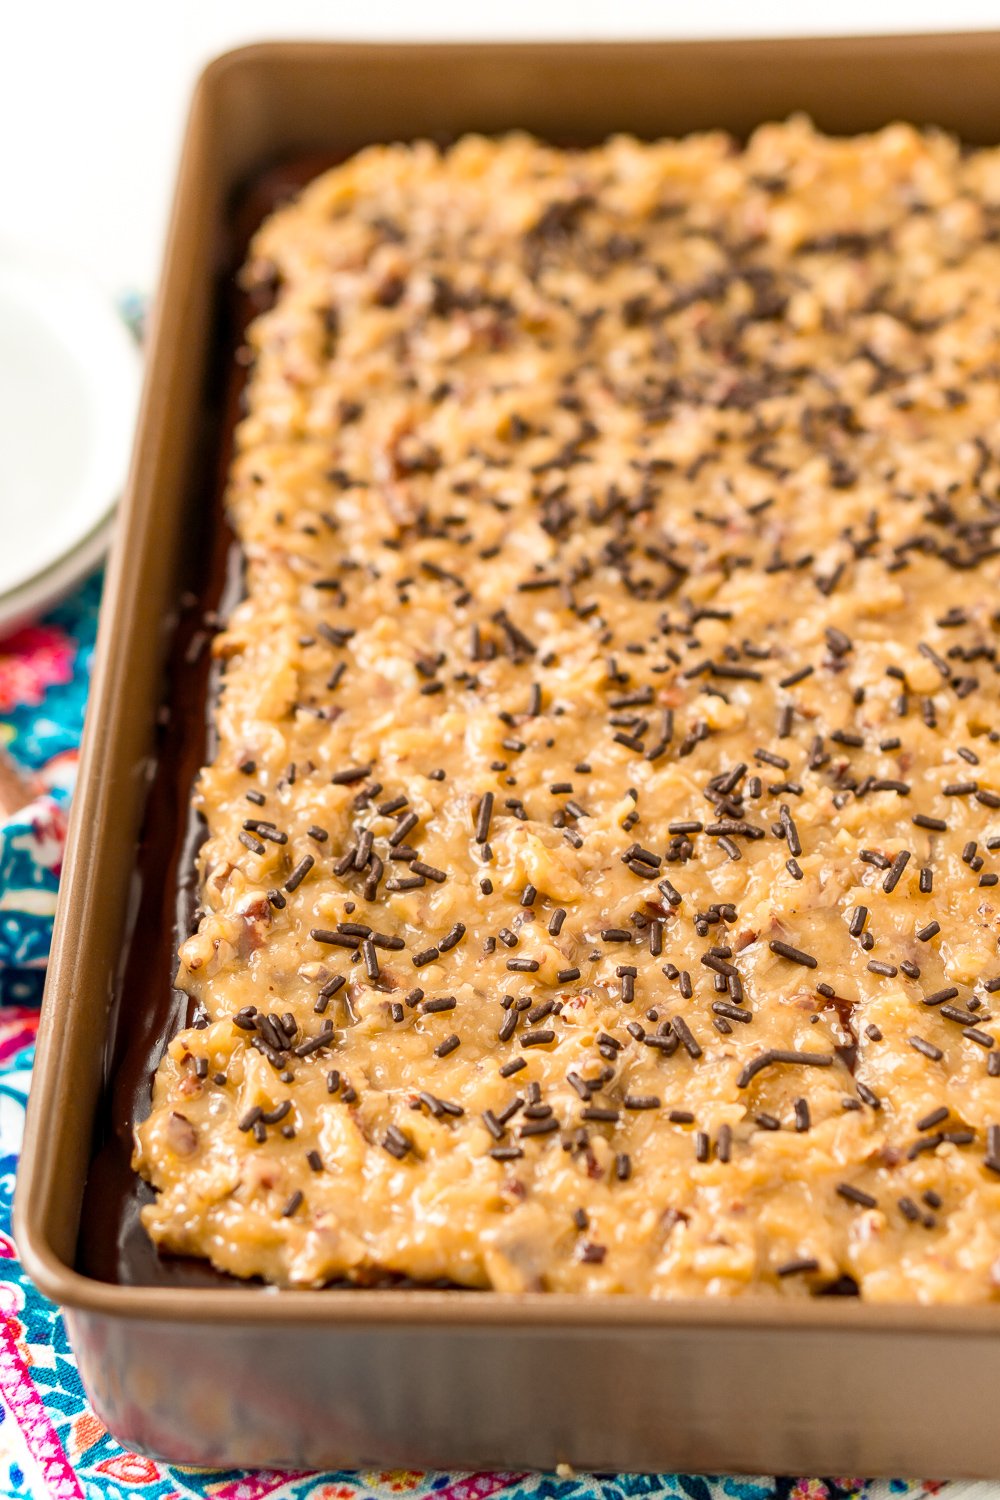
[1, 574, 100, 780]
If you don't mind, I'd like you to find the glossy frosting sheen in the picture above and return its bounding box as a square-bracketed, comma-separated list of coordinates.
[135, 122, 1000, 1298]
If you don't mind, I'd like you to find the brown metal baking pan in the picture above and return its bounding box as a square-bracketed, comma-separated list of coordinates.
[17, 35, 1000, 1477]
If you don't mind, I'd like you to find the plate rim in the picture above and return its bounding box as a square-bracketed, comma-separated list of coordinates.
[0, 240, 139, 622]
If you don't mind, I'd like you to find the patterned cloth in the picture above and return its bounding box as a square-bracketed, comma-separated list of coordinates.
[0, 584, 989, 1499]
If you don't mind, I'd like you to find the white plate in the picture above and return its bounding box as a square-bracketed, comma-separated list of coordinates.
[0, 245, 140, 631]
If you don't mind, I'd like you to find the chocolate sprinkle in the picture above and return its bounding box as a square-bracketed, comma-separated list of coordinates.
[737, 1050, 834, 1087]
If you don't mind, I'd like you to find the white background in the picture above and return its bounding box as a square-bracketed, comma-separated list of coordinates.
[4, 0, 1000, 297]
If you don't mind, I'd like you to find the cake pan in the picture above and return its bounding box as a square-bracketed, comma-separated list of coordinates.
[17, 35, 1000, 1476]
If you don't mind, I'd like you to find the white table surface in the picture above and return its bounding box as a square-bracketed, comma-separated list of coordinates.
[5, 0, 1000, 297]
